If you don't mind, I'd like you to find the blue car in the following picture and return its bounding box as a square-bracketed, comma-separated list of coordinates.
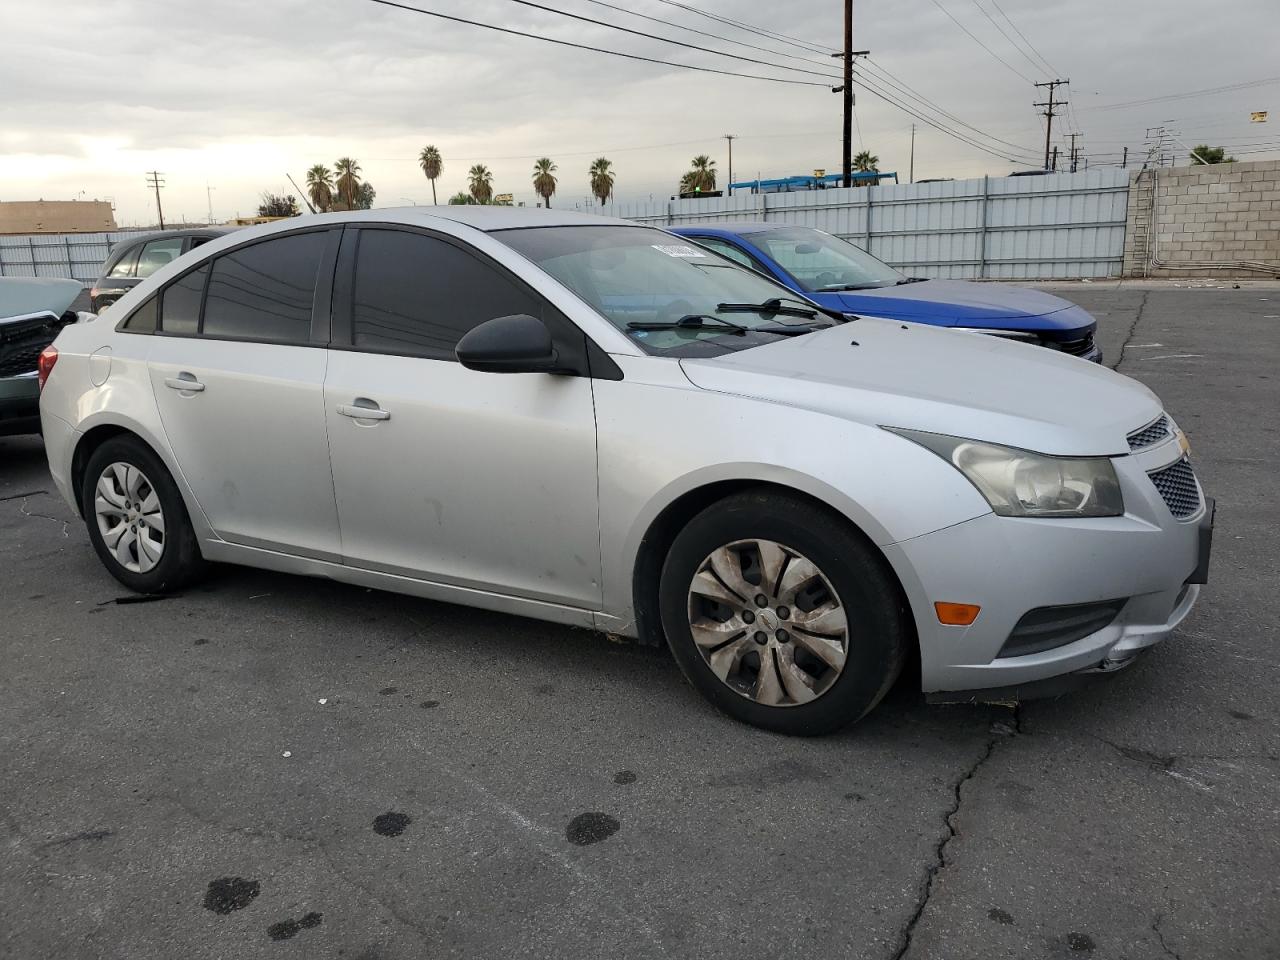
[670, 222, 1102, 363]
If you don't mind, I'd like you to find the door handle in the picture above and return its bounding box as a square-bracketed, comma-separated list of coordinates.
[164, 374, 205, 392]
[337, 401, 391, 421]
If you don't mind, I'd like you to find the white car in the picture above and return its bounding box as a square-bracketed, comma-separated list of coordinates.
[37, 208, 1213, 734]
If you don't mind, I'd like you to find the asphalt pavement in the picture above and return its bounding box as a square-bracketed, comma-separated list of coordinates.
[1, 281, 1277, 960]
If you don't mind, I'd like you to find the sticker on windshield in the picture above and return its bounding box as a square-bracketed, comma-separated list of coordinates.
[651, 243, 707, 258]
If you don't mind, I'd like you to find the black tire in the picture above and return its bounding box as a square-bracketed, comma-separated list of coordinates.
[81, 435, 207, 594]
[659, 490, 908, 735]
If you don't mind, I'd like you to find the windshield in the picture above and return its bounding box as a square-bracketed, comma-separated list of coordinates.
[746, 227, 904, 292]
[495, 225, 829, 358]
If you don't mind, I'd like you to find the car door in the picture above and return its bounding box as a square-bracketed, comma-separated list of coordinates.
[322, 226, 603, 608]
[146, 227, 343, 560]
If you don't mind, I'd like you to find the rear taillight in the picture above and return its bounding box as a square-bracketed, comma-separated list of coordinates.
[37, 345, 58, 391]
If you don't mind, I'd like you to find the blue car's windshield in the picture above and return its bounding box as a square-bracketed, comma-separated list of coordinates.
[496, 225, 831, 358]
[747, 227, 904, 292]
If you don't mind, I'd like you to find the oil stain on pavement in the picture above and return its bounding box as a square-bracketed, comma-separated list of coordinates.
[202, 877, 260, 914]
[565, 812, 619, 845]
[267, 911, 323, 941]
[373, 812, 412, 837]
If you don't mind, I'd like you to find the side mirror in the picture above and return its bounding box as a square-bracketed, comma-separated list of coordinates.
[455, 313, 561, 373]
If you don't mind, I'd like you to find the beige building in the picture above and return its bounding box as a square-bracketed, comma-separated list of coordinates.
[0, 200, 118, 235]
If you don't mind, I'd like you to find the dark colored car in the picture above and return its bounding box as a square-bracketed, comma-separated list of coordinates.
[0, 278, 84, 436]
[90, 228, 233, 313]
[671, 222, 1102, 362]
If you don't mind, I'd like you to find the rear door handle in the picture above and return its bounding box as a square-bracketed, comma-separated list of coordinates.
[164, 374, 205, 392]
[337, 401, 391, 421]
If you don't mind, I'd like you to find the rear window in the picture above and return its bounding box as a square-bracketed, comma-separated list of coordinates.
[135, 238, 185, 279]
[106, 245, 139, 278]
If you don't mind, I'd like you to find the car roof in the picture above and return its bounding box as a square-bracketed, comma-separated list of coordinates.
[671, 221, 799, 238]
[115, 227, 236, 246]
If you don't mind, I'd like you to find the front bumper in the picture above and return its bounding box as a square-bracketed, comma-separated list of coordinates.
[884, 437, 1209, 693]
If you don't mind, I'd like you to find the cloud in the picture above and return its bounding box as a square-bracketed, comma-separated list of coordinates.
[3, 0, 1276, 223]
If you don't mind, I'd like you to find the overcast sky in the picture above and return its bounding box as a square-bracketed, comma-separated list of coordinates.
[3, 0, 1277, 225]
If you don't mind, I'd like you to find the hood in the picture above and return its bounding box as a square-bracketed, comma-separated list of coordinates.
[0, 277, 82, 322]
[679, 317, 1159, 457]
[816, 280, 1092, 332]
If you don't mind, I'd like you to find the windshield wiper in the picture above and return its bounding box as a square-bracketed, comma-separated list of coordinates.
[817, 282, 888, 291]
[626, 315, 821, 338]
[895, 277, 928, 285]
[627, 314, 749, 335]
[715, 297, 820, 319]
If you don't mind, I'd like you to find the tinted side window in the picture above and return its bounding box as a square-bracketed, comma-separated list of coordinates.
[135, 238, 185, 278]
[202, 232, 326, 344]
[121, 295, 157, 333]
[106, 245, 139, 278]
[159, 264, 208, 335]
[351, 230, 541, 360]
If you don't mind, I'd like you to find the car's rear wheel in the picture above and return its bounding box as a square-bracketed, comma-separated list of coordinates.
[659, 490, 908, 735]
[81, 436, 206, 594]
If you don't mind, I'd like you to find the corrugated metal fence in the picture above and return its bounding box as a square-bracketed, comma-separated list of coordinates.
[0, 230, 156, 285]
[615, 169, 1131, 280]
[2, 170, 1131, 283]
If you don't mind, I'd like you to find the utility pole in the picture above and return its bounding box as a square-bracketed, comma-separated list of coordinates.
[286, 172, 317, 214]
[145, 171, 166, 229]
[205, 183, 216, 224]
[1033, 79, 1068, 171]
[1051, 146, 1058, 171]
[1121, 146, 1128, 168]
[724, 134, 737, 196]
[830, 1, 870, 189]
[909, 123, 916, 184]
[1068, 132, 1081, 173]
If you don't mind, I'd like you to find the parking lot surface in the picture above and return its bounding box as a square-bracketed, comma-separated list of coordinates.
[2, 282, 1277, 960]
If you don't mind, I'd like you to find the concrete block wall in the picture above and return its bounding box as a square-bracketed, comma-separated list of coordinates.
[1123, 159, 1280, 277]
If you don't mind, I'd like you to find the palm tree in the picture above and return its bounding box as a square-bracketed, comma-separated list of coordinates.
[589, 157, 615, 206]
[418, 145, 443, 204]
[853, 150, 879, 186]
[334, 157, 362, 209]
[468, 164, 493, 204]
[305, 164, 334, 212]
[532, 158, 558, 209]
[687, 155, 716, 192]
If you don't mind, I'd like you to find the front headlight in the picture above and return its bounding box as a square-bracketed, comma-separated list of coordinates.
[889, 429, 1124, 518]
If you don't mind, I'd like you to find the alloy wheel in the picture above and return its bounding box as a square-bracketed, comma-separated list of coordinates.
[686, 539, 849, 707]
[94, 462, 166, 574]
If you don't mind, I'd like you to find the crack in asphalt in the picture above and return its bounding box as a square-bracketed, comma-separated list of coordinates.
[1153, 913, 1182, 960]
[0, 489, 47, 503]
[889, 707, 1021, 960]
[1112, 290, 1151, 372]
[17, 494, 69, 537]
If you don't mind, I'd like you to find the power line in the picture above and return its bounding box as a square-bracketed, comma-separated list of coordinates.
[969, 0, 1045, 78]
[860, 57, 1039, 154]
[576, 0, 839, 74]
[364, 0, 831, 86]
[494, 0, 842, 81]
[928, 0, 1036, 84]
[647, 0, 834, 56]
[1081, 75, 1280, 112]
[987, 0, 1060, 75]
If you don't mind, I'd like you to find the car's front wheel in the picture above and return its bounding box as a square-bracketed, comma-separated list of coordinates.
[81, 435, 206, 594]
[659, 490, 908, 735]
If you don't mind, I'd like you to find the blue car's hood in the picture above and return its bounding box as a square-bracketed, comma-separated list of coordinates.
[812, 280, 1092, 333]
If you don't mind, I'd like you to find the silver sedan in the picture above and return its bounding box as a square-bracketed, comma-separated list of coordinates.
[38, 208, 1212, 734]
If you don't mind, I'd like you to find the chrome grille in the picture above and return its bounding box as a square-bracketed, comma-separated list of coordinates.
[1052, 332, 1096, 357]
[1127, 415, 1171, 451]
[1148, 457, 1201, 519]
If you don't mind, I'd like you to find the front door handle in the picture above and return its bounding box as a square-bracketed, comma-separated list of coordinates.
[337, 400, 391, 421]
[164, 374, 205, 392]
